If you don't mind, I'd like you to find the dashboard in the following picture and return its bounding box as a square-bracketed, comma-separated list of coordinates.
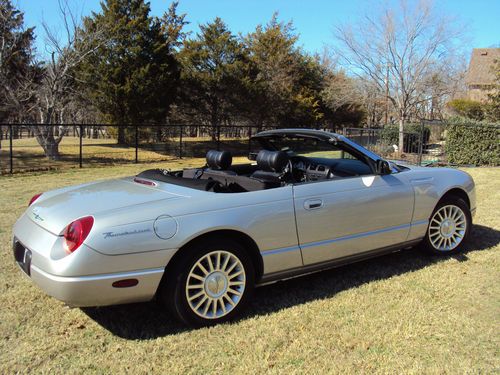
[291, 156, 373, 182]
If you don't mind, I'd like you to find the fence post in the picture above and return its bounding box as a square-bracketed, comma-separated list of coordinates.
[178, 125, 183, 159]
[79, 124, 83, 168]
[135, 124, 138, 163]
[9, 124, 13, 174]
[417, 120, 424, 166]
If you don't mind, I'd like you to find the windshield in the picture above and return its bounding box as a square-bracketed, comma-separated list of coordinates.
[256, 135, 359, 160]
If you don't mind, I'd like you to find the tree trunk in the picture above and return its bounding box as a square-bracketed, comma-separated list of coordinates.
[398, 116, 405, 152]
[44, 139, 61, 160]
[117, 126, 126, 145]
[211, 110, 218, 142]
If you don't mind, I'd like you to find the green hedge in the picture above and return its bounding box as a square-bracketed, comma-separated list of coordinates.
[445, 117, 500, 166]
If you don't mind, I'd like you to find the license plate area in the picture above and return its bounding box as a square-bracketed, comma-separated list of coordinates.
[13, 239, 32, 276]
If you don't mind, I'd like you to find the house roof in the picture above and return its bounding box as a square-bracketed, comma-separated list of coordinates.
[465, 48, 500, 86]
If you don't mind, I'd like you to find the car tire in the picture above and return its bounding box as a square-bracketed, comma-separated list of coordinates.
[159, 238, 255, 327]
[421, 196, 472, 255]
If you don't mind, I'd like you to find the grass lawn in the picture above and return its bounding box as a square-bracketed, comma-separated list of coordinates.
[0, 164, 498, 373]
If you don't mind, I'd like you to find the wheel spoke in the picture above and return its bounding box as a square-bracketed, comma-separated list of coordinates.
[212, 299, 217, 317]
[195, 296, 208, 311]
[431, 219, 441, 226]
[197, 262, 209, 276]
[189, 273, 205, 282]
[227, 288, 242, 296]
[216, 252, 221, 270]
[219, 298, 226, 314]
[437, 210, 445, 221]
[188, 290, 205, 301]
[229, 269, 244, 279]
[224, 295, 236, 307]
[221, 254, 231, 272]
[437, 237, 444, 249]
[202, 299, 211, 315]
[207, 254, 215, 272]
[226, 260, 238, 274]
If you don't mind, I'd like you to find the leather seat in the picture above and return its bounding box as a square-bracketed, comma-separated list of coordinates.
[203, 150, 237, 177]
[250, 150, 289, 188]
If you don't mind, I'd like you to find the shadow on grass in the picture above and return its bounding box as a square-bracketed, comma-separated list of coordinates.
[82, 224, 499, 339]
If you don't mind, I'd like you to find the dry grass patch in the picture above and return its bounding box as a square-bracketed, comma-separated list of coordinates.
[0, 164, 498, 373]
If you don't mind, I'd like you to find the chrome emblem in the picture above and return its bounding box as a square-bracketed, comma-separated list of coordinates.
[31, 210, 44, 221]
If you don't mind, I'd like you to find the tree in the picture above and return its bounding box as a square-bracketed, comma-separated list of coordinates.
[177, 17, 245, 139]
[28, 0, 105, 160]
[242, 15, 322, 129]
[0, 0, 37, 123]
[484, 58, 500, 122]
[77, 0, 181, 144]
[334, 0, 465, 149]
[317, 52, 365, 128]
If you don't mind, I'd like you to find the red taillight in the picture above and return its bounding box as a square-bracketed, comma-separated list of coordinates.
[133, 177, 157, 187]
[29, 193, 43, 206]
[63, 216, 94, 254]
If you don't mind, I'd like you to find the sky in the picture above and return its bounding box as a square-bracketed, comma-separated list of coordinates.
[16, 0, 500, 58]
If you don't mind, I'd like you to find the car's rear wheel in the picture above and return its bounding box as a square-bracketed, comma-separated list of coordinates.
[160, 239, 255, 327]
[422, 196, 471, 255]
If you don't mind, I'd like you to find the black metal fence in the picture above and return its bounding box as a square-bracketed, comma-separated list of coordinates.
[0, 122, 449, 174]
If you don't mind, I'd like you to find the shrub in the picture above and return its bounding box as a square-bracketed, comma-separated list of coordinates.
[445, 117, 500, 166]
[447, 99, 485, 121]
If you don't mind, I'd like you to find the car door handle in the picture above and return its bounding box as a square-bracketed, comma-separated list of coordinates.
[304, 199, 323, 210]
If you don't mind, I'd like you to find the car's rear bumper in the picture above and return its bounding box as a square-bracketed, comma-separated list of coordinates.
[28, 264, 164, 307]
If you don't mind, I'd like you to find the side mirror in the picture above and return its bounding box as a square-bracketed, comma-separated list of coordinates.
[376, 159, 392, 175]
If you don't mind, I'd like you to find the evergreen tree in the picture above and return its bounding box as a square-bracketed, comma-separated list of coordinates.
[77, 0, 181, 144]
[243, 15, 331, 129]
[0, 0, 36, 122]
[177, 17, 245, 139]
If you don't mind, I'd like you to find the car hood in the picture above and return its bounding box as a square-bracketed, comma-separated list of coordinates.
[26, 177, 186, 234]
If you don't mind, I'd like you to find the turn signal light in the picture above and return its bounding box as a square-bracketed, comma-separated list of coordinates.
[63, 216, 94, 254]
[112, 279, 139, 288]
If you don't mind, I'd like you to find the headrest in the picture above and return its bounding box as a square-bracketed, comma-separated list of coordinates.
[206, 150, 232, 170]
[256, 150, 289, 173]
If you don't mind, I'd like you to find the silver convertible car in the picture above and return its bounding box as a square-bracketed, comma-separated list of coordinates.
[13, 129, 475, 326]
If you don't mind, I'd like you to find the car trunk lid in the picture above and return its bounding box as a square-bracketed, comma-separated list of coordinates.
[27, 177, 185, 234]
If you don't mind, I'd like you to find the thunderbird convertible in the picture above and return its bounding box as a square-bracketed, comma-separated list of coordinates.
[12, 129, 475, 326]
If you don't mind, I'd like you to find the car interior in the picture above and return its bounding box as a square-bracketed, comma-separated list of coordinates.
[136, 134, 380, 193]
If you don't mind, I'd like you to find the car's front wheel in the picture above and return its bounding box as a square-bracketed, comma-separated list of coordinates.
[422, 196, 471, 255]
[160, 238, 255, 327]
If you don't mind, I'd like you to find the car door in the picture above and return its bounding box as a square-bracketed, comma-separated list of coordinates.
[293, 172, 414, 265]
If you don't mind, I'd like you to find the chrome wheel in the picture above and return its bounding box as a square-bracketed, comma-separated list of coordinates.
[428, 204, 467, 251]
[185, 250, 246, 320]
